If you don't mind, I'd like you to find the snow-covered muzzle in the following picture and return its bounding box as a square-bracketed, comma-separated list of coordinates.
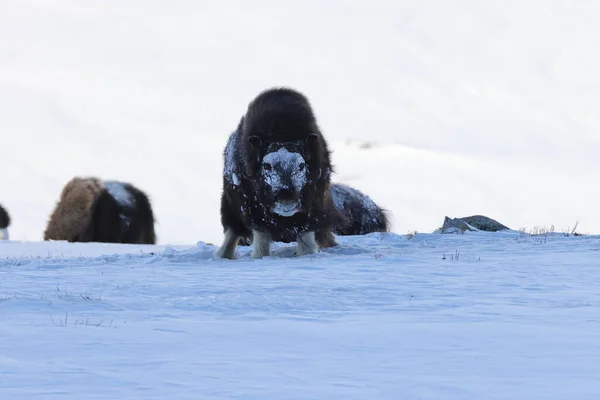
[260, 147, 308, 217]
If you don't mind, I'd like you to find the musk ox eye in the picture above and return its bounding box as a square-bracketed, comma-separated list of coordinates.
[262, 162, 272, 171]
[298, 162, 305, 171]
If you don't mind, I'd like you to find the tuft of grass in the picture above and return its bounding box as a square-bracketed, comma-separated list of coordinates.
[442, 250, 461, 261]
[50, 312, 114, 328]
[519, 220, 584, 238]
[562, 220, 582, 237]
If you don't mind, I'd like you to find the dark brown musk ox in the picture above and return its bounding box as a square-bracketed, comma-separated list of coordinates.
[44, 177, 156, 244]
[0, 203, 10, 240]
[215, 87, 347, 259]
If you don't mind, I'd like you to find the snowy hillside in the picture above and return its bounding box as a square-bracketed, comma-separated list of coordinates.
[2, 232, 600, 398]
[2, 1, 600, 245]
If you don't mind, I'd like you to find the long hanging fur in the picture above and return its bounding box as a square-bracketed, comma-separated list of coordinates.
[236, 182, 389, 245]
[44, 177, 156, 244]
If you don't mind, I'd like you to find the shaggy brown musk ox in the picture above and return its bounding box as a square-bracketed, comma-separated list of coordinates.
[44, 177, 156, 244]
[215, 87, 347, 259]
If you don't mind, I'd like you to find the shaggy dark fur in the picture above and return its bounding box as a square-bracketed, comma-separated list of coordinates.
[87, 181, 157, 244]
[44, 177, 156, 244]
[0, 203, 10, 229]
[329, 183, 390, 235]
[236, 183, 390, 245]
[217, 87, 346, 259]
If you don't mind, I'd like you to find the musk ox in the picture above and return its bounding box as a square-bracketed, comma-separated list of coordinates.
[329, 183, 390, 235]
[216, 87, 346, 259]
[0, 203, 10, 240]
[44, 177, 156, 244]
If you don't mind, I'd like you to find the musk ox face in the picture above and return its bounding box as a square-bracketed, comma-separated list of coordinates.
[258, 147, 308, 217]
[243, 126, 325, 219]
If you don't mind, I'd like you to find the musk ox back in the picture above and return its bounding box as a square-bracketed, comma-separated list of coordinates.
[0, 203, 10, 240]
[216, 87, 345, 259]
[44, 177, 156, 244]
[330, 183, 390, 235]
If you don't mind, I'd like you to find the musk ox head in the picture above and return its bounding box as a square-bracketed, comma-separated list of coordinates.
[238, 87, 329, 218]
[258, 144, 309, 217]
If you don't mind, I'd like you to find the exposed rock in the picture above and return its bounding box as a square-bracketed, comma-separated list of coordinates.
[434, 215, 510, 234]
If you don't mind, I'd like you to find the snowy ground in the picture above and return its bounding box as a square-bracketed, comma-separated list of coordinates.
[2, 1, 600, 244]
[2, 232, 600, 399]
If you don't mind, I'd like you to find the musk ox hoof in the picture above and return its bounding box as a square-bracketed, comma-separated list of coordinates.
[214, 246, 237, 260]
[215, 229, 240, 259]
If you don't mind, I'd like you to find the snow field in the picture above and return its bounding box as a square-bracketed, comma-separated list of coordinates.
[2, 232, 600, 399]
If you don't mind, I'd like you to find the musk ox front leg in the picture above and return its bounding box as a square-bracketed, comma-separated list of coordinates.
[215, 228, 240, 259]
[296, 231, 319, 256]
[251, 229, 272, 258]
[216, 189, 250, 259]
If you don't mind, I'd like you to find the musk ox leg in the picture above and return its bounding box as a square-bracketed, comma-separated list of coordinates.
[296, 231, 319, 256]
[215, 228, 240, 259]
[251, 229, 271, 259]
[316, 229, 338, 249]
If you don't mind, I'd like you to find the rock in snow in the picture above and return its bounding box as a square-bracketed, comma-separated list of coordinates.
[434, 215, 510, 234]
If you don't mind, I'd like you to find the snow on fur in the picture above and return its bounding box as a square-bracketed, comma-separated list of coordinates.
[104, 181, 136, 209]
[330, 183, 389, 235]
[261, 148, 307, 192]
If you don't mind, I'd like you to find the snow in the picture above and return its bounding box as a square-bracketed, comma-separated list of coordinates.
[104, 181, 135, 209]
[2, 232, 600, 398]
[223, 132, 238, 185]
[2, 1, 599, 244]
[271, 200, 301, 217]
[2, 3, 600, 395]
[262, 148, 307, 192]
[231, 173, 240, 186]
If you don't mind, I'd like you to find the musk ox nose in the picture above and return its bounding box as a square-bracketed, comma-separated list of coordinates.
[275, 188, 296, 202]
